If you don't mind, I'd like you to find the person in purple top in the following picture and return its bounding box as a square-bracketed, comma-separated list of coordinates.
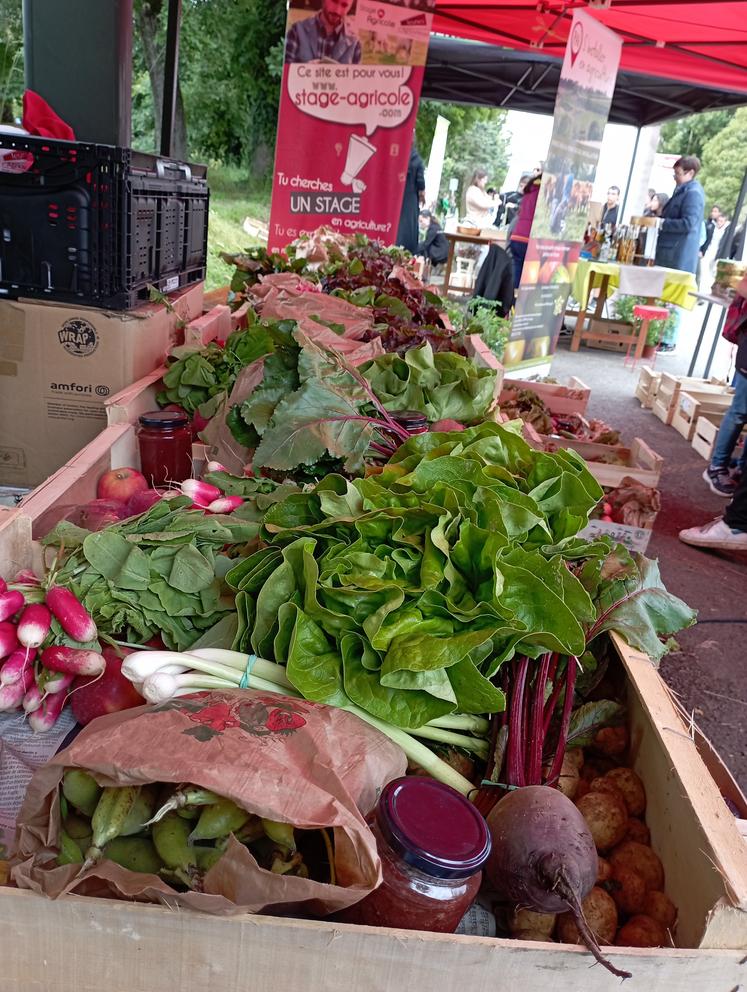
[285, 0, 362, 64]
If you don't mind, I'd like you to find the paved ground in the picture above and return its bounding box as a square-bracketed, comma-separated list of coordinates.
[550, 333, 747, 791]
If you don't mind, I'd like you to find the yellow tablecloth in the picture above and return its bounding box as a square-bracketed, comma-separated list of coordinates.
[571, 261, 698, 311]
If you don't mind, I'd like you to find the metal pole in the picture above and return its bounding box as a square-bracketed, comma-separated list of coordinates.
[703, 309, 727, 379]
[160, 0, 182, 157]
[619, 126, 641, 223]
[720, 166, 747, 260]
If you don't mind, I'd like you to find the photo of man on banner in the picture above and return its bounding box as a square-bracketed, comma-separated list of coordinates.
[285, 0, 362, 65]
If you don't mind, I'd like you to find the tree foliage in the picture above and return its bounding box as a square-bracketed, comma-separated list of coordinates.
[0, 0, 23, 124]
[699, 108, 747, 218]
[659, 109, 735, 163]
[416, 101, 510, 208]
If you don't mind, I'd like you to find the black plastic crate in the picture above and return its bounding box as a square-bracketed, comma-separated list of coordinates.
[0, 134, 208, 309]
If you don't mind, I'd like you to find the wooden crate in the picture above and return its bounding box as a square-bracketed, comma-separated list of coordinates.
[463, 334, 504, 405]
[691, 412, 747, 463]
[543, 436, 663, 488]
[652, 374, 731, 426]
[500, 375, 591, 416]
[671, 391, 734, 442]
[0, 627, 744, 989]
[635, 367, 662, 409]
[105, 367, 166, 426]
[16, 424, 206, 540]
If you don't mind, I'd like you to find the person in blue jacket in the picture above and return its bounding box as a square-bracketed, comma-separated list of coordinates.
[654, 156, 706, 352]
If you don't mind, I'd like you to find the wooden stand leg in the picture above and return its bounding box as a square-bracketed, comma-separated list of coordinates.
[571, 304, 585, 352]
[634, 318, 649, 363]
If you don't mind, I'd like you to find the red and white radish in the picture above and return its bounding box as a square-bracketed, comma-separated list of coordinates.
[0, 577, 5, 594]
[206, 460, 228, 473]
[22, 683, 43, 714]
[0, 589, 24, 622]
[0, 622, 20, 660]
[45, 587, 97, 642]
[180, 479, 221, 507]
[0, 666, 33, 710]
[14, 569, 40, 586]
[17, 604, 52, 649]
[206, 495, 244, 514]
[40, 646, 105, 677]
[42, 671, 75, 695]
[486, 785, 630, 979]
[0, 648, 35, 685]
[28, 689, 68, 732]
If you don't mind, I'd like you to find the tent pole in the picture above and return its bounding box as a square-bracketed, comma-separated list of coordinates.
[620, 126, 641, 222]
[719, 166, 747, 261]
[160, 0, 182, 157]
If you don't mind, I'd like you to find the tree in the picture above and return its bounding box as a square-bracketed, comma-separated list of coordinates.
[416, 101, 510, 208]
[0, 0, 23, 124]
[133, 0, 189, 159]
[659, 109, 735, 162]
[700, 107, 747, 219]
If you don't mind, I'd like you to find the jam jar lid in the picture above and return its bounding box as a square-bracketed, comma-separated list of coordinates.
[139, 410, 190, 429]
[377, 777, 491, 879]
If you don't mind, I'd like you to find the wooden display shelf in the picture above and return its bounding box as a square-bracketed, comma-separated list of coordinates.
[542, 436, 663, 489]
[635, 367, 662, 409]
[671, 391, 734, 442]
[500, 375, 591, 416]
[652, 374, 731, 427]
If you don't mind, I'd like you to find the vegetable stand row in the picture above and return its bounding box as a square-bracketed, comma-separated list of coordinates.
[0, 229, 735, 982]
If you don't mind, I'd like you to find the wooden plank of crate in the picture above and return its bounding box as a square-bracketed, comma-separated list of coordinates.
[463, 334, 504, 405]
[672, 392, 734, 442]
[0, 509, 34, 580]
[635, 367, 661, 409]
[630, 438, 664, 486]
[0, 885, 745, 992]
[105, 367, 166, 426]
[613, 633, 747, 949]
[184, 305, 231, 347]
[500, 377, 592, 416]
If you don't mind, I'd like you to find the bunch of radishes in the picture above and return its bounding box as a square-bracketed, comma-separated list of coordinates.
[0, 578, 107, 731]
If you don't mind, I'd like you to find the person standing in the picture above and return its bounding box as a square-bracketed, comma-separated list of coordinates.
[396, 145, 425, 254]
[601, 186, 620, 227]
[680, 465, 747, 551]
[701, 205, 721, 255]
[699, 213, 730, 295]
[654, 155, 706, 352]
[508, 172, 542, 289]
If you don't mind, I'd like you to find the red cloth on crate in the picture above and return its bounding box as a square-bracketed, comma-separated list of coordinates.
[22, 90, 76, 141]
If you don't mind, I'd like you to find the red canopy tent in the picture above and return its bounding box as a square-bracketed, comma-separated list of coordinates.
[432, 1, 747, 95]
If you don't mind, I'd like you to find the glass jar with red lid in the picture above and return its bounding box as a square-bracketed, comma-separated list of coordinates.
[343, 776, 490, 933]
[137, 410, 193, 487]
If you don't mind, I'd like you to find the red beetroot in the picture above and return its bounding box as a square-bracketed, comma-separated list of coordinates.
[17, 604, 52, 649]
[0, 622, 20, 660]
[71, 645, 144, 726]
[40, 646, 105, 677]
[74, 499, 129, 531]
[45, 587, 97, 642]
[0, 589, 25, 622]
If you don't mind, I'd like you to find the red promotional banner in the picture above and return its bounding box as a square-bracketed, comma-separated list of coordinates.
[269, 0, 435, 251]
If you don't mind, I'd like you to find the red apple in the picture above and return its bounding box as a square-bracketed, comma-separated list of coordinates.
[97, 467, 148, 503]
[125, 488, 164, 517]
[72, 498, 129, 531]
[70, 645, 145, 726]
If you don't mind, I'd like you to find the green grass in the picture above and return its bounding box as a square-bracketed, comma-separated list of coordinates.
[206, 164, 272, 291]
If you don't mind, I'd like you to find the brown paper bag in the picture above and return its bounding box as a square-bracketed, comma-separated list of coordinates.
[12, 689, 406, 916]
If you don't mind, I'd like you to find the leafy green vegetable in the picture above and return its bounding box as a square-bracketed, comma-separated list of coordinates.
[360, 342, 496, 424]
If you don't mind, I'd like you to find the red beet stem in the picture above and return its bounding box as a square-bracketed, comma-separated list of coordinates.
[546, 656, 578, 786]
[527, 651, 552, 784]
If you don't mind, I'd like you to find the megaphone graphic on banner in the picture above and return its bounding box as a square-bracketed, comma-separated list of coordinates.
[340, 134, 377, 194]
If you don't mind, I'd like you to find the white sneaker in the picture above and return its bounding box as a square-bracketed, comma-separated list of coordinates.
[679, 517, 747, 550]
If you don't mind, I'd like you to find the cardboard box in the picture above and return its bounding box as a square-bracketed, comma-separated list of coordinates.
[0, 282, 203, 488]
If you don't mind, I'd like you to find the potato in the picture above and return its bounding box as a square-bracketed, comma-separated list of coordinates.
[577, 791, 628, 851]
[565, 748, 584, 771]
[593, 726, 629, 758]
[615, 914, 666, 948]
[589, 778, 627, 809]
[509, 908, 556, 940]
[607, 864, 646, 915]
[543, 755, 580, 799]
[625, 818, 651, 846]
[556, 887, 617, 946]
[609, 841, 664, 892]
[643, 891, 677, 930]
[597, 856, 612, 883]
[574, 778, 591, 801]
[604, 767, 646, 816]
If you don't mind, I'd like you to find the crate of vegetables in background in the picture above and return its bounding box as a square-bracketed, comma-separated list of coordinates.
[500, 375, 591, 417]
[579, 477, 660, 553]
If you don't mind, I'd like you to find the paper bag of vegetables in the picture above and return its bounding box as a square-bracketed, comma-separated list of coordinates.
[12, 689, 406, 916]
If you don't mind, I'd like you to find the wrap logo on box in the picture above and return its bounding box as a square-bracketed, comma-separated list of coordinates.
[57, 318, 98, 358]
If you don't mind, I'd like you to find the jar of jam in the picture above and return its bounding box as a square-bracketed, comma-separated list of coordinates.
[391, 411, 429, 435]
[137, 410, 193, 487]
[345, 776, 491, 933]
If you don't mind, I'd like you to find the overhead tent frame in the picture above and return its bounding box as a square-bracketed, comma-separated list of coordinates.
[431, 1, 747, 96]
[422, 36, 747, 126]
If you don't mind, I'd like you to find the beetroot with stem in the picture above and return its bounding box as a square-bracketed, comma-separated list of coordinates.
[487, 785, 631, 979]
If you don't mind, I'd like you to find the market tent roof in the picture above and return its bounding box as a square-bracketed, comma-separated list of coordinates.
[431, 1, 747, 97]
[422, 36, 747, 126]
